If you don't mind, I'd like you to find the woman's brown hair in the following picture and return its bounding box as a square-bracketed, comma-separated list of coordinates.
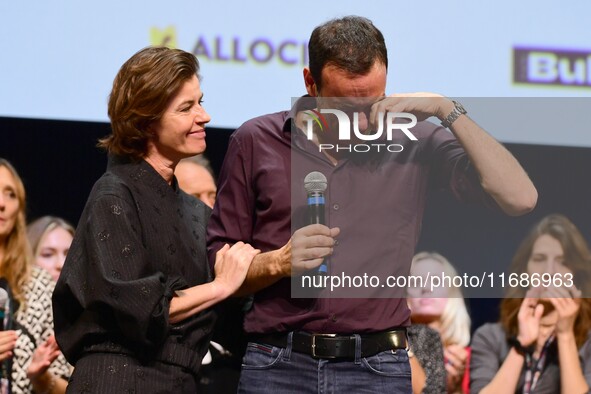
[27, 215, 75, 256]
[98, 46, 200, 160]
[500, 214, 591, 347]
[0, 159, 32, 307]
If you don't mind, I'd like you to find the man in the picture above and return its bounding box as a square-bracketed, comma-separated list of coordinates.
[207, 16, 537, 392]
[175, 154, 217, 208]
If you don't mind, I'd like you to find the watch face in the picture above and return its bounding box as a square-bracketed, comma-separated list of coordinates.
[454, 101, 467, 114]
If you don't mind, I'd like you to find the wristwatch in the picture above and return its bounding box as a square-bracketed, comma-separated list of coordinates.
[440, 100, 467, 129]
[507, 336, 533, 356]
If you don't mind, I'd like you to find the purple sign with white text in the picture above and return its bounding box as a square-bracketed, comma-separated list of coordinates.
[513, 46, 591, 87]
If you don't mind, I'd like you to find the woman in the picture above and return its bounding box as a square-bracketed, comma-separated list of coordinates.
[0, 159, 70, 393]
[27, 216, 75, 282]
[52, 47, 259, 393]
[470, 214, 591, 393]
[407, 252, 471, 393]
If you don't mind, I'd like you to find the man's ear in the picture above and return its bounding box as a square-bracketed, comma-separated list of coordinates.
[303, 67, 317, 97]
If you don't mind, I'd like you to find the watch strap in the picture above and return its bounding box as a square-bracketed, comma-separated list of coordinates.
[441, 100, 466, 129]
[508, 336, 533, 356]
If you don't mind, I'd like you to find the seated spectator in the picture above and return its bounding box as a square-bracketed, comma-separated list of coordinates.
[176, 154, 217, 208]
[0, 158, 70, 393]
[471, 214, 591, 393]
[408, 252, 471, 393]
[27, 216, 75, 282]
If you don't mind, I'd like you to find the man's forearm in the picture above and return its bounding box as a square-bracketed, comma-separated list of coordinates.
[448, 113, 538, 216]
[234, 247, 288, 296]
[229, 224, 336, 296]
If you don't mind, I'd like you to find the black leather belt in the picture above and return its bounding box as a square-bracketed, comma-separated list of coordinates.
[251, 329, 407, 359]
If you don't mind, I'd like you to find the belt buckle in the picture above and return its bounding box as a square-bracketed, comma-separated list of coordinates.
[388, 330, 406, 350]
[311, 333, 337, 359]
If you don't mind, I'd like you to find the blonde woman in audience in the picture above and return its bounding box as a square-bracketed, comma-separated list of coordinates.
[408, 252, 471, 393]
[0, 158, 70, 393]
[27, 216, 75, 282]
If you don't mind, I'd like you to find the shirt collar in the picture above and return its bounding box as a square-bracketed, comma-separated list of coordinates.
[108, 154, 181, 196]
[282, 94, 317, 133]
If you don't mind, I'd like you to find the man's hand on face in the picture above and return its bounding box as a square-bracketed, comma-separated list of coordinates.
[369, 93, 453, 127]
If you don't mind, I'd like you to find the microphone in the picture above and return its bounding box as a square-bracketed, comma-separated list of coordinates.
[0, 283, 11, 394]
[304, 171, 328, 275]
[0, 288, 7, 331]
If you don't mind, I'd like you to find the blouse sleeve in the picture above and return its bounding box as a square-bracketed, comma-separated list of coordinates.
[469, 323, 504, 394]
[578, 332, 591, 387]
[53, 180, 187, 362]
[407, 324, 447, 394]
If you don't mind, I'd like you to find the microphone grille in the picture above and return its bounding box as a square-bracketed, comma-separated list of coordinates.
[304, 171, 327, 193]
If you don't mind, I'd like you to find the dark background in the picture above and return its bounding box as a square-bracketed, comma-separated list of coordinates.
[1, 116, 590, 333]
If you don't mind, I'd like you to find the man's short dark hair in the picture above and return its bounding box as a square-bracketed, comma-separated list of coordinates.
[308, 16, 388, 90]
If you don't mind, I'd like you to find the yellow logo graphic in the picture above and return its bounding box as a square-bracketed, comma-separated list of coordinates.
[150, 26, 177, 48]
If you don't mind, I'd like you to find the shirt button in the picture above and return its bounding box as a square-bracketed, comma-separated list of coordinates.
[330, 314, 337, 322]
[334, 239, 339, 246]
[332, 204, 340, 211]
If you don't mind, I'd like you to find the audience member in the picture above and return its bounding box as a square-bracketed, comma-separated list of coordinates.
[408, 252, 471, 393]
[471, 214, 591, 393]
[176, 154, 217, 208]
[27, 216, 75, 282]
[0, 158, 70, 393]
